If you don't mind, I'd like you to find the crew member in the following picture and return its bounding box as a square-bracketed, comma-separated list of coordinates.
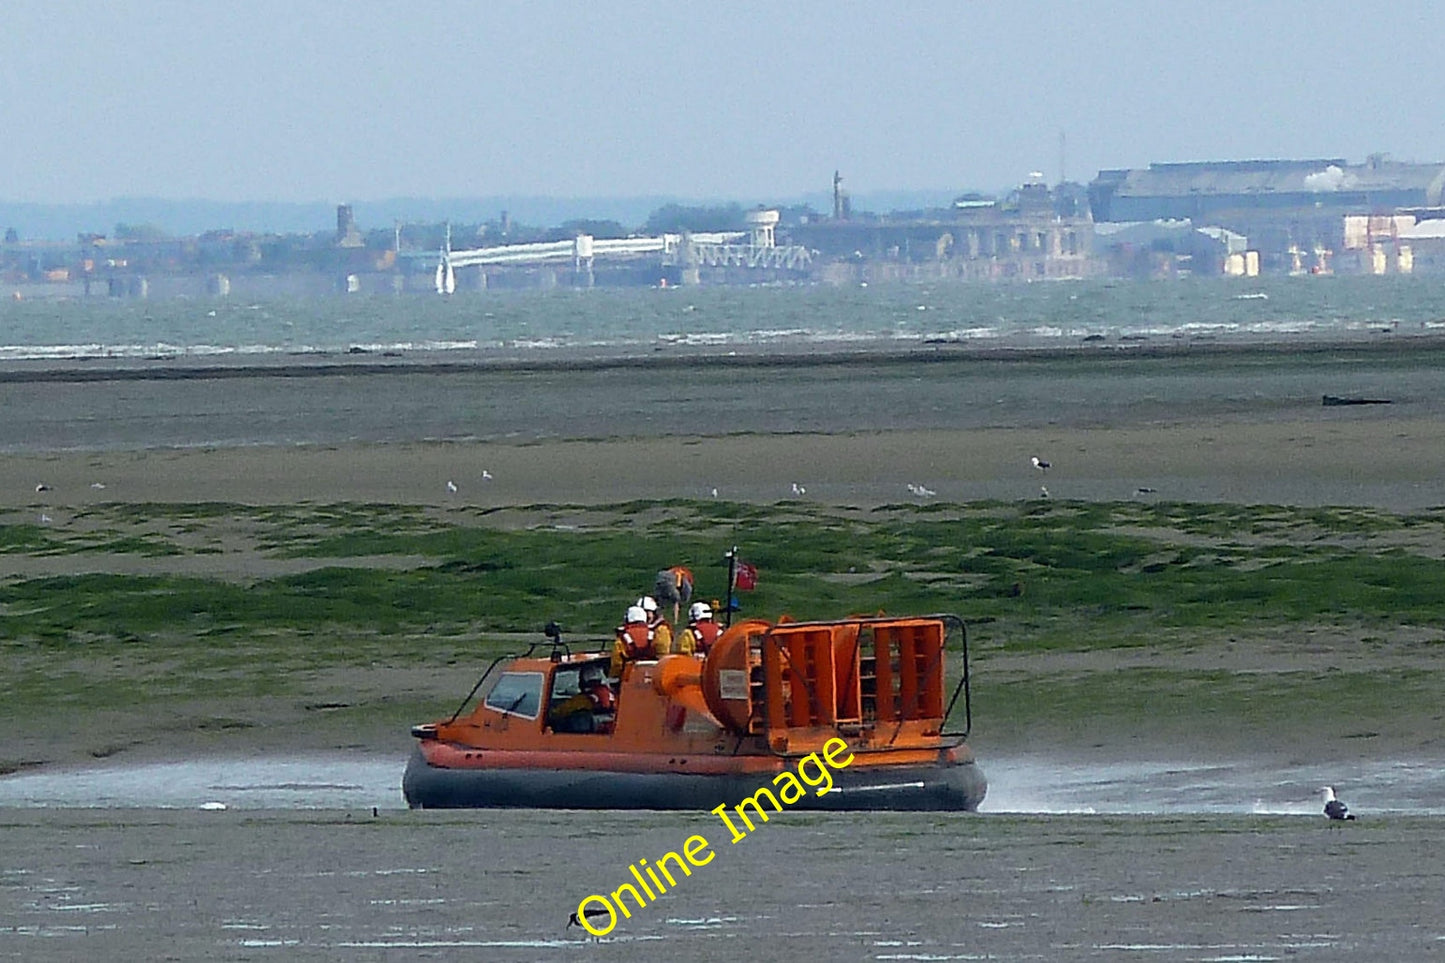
[548, 663, 616, 733]
[637, 595, 674, 658]
[610, 604, 653, 677]
[653, 566, 694, 624]
[683, 601, 721, 655]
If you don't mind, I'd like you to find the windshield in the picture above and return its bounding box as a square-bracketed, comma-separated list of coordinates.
[483, 671, 544, 719]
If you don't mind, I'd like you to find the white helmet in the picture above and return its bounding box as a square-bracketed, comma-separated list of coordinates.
[689, 602, 713, 622]
[625, 605, 647, 624]
[638, 596, 659, 613]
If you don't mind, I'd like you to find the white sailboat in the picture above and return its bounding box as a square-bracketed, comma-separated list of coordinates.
[434, 222, 456, 295]
[434, 252, 455, 295]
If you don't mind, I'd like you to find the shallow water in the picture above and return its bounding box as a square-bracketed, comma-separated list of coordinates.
[4, 275, 1445, 363]
[983, 755, 1445, 816]
[1, 753, 1439, 817]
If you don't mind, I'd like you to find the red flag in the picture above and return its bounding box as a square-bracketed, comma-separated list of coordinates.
[734, 562, 758, 591]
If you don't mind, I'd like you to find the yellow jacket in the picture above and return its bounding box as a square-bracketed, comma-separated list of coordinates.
[652, 621, 674, 656]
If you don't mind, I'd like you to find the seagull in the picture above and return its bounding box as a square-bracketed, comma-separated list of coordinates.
[90, 482, 106, 490]
[907, 483, 935, 497]
[35, 483, 51, 492]
[39, 513, 52, 524]
[1039, 486, 1050, 499]
[1322, 786, 1356, 821]
[1031, 456, 1050, 472]
[446, 480, 458, 493]
[791, 482, 806, 496]
[711, 487, 719, 498]
[481, 470, 493, 480]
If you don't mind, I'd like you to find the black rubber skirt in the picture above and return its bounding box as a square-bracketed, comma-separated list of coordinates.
[402, 747, 986, 812]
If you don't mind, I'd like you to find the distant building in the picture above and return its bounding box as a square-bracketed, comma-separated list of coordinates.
[791, 174, 1098, 282]
[335, 204, 363, 248]
[1088, 156, 1445, 273]
[1093, 220, 1253, 278]
[1089, 157, 1445, 223]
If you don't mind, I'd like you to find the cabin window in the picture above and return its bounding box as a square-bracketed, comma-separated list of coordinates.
[484, 671, 544, 719]
[551, 667, 582, 702]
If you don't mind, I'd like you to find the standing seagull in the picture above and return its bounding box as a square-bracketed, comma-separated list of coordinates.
[446, 480, 458, 493]
[1322, 786, 1356, 821]
[1031, 456, 1050, 472]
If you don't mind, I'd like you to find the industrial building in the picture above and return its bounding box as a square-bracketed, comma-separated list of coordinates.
[1088, 156, 1445, 274]
[788, 174, 1097, 282]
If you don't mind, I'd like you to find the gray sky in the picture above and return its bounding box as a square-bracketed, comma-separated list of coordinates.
[2, 0, 1440, 204]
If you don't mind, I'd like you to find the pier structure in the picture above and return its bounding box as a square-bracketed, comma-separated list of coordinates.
[680, 209, 812, 272]
[414, 212, 810, 292]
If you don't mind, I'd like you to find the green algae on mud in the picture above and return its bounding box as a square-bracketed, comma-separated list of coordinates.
[3, 498, 1445, 767]
[6, 498, 1445, 640]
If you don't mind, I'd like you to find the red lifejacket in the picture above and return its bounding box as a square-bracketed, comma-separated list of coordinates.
[586, 683, 616, 712]
[618, 622, 654, 660]
[690, 620, 721, 653]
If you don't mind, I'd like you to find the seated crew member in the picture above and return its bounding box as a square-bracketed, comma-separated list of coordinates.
[610, 604, 654, 677]
[683, 601, 721, 655]
[653, 566, 694, 624]
[548, 663, 615, 733]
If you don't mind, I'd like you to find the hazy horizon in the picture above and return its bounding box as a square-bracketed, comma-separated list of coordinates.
[2, 1, 1441, 210]
[0, 188, 972, 240]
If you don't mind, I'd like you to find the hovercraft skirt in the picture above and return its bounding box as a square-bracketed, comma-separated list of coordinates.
[401, 747, 985, 811]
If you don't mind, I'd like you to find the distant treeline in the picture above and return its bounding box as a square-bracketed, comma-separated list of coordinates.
[1, 189, 964, 243]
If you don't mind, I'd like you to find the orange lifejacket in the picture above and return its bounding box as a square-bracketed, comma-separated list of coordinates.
[618, 622, 654, 661]
[689, 620, 721, 653]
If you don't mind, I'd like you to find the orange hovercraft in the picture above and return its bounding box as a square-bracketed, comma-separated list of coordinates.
[403, 609, 986, 811]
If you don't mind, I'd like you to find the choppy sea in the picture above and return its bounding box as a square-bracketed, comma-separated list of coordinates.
[4, 275, 1445, 364]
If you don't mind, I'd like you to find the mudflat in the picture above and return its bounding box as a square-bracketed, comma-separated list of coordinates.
[7, 344, 1445, 510]
[6, 416, 1445, 510]
[4, 346, 1444, 961]
[1, 808, 1437, 961]
[3, 347, 1445, 770]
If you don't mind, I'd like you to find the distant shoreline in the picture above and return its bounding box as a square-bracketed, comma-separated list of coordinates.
[4, 328, 1445, 383]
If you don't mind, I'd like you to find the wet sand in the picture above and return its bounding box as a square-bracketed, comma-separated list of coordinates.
[6, 345, 1445, 510]
[7, 417, 1445, 512]
[2, 808, 1438, 962]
